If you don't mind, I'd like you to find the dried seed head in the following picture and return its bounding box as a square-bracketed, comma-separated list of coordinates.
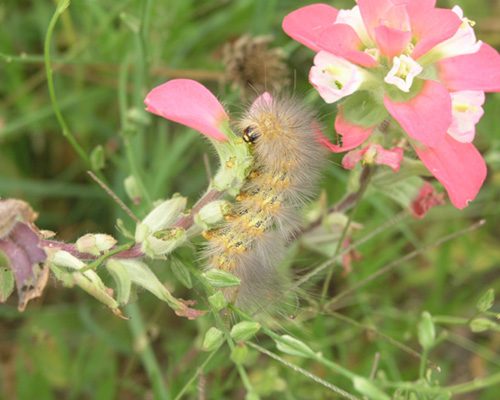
[223, 35, 289, 97]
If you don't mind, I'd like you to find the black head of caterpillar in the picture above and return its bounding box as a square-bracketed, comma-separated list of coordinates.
[242, 126, 260, 144]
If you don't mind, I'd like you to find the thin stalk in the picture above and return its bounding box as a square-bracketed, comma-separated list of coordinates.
[174, 349, 219, 400]
[44, 0, 91, 168]
[126, 302, 169, 400]
[320, 167, 372, 302]
[248, 342, 360, 400]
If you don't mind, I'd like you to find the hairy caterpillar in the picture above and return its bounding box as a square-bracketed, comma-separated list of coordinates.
[203, 95, 326, 312]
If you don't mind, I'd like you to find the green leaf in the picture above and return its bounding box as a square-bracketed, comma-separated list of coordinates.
[476, 288, 495, 313]
[275, 335, 315, 359]
[230, 321, 261, 342]
[202, 327, 224, 351]
[353, 377, 390, 400]
[202, 269, 241, 288]
[118, 259, 179, 308]
[418, 311, 436, 350]
[208, 291, 227, 312]
[106, 259, 132, 305]
[341, 91, 388, 128]
[170, 258, 192, 289]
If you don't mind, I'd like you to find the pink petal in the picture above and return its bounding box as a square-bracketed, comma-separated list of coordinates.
[405, 0, 436, 14]
[282, 3, 338, 52]
[318, 109, 374, 153]
[357, 0, 393, 39]
[145, 79, 229, 141]
[414, 136, 487, 209]
[384, 80, 452, 147]
[374, 145, 404, 171]
[317, 24, 378, 67]
[411, 8, 461, 59]
[410, 182, 445, 219]
[342, 144, 404, 171]
[342, 148, 364, 169]
[437, 43, 500, 92]
[374, 26, 412, 58]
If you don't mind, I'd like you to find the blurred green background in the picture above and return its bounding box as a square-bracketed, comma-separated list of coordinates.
[1, 0, 499, 399]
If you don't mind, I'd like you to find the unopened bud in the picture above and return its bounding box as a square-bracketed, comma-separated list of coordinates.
[141, 227, 187, 258]
[124, 176, 142, 205]
[76, 233, 117, 256]
[50, 250, 86, 270]
[194, 200, 232, 229]
[135, 196, 187, 243]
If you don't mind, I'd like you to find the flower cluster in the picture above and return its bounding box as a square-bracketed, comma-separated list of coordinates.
[283, 1, 500, 208]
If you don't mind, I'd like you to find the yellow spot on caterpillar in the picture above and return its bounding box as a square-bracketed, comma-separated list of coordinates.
[226, 157, 236, 168]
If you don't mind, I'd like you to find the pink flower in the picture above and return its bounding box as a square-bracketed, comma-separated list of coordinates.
[342, 144, 404, 171]
[145, 79, 271, 142]
[410, 182, 445, 219]
[309, 51, 365, 103]
[283, 1, 500, 208]
[145, 79, 230, 141]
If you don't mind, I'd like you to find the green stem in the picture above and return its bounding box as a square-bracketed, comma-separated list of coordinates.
[320, 167, 372, 302]
[173, 349, 218, 400]
[248, 342, 359, 400]
[126, 302, 169, 400]
[446, 371, 500, 395]
[80, 242, 135, 272]
[44, 0, 91, 168]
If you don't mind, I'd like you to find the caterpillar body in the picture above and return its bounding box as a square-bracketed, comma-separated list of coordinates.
[203, 95, 326, 312]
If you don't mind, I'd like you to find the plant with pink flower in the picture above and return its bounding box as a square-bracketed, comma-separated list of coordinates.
[283, 0, 500, 209]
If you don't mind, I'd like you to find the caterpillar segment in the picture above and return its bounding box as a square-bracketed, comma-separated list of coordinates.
[203, 95, 326, 311]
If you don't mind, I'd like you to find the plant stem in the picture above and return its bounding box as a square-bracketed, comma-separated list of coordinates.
[320, 167, 372, 303]
[44, 0, 91, 169]
[126, 302, 169, 400]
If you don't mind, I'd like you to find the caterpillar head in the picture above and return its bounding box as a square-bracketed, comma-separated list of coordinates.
[242, 126, 260, 144]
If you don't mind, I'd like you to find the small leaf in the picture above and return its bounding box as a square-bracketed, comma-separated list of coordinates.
[202, 327, 224, 351]
[476, 288, 495, 313]
[208, 291, 227, 312]
[106, 259, 132, 305]
[353, 377, 390, 400]
[90, 145, 105, 171]
[170, 258, 192, 289]
[418, 311, 436, 350]
[202, 269, 241, 288]
[275, 335, 315, 359]
[470, 318, 499, 333]
[230, 321, 261, 342]
[230, 343, 249, 365]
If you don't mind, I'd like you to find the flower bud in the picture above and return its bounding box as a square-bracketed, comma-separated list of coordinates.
[194, 200, 232, 230]
[76, 233, 117, 256]
[141, 227, 187, 258]
[135, 195, 187, 243]
[203, 269, 241, 288]
[208, 291, 227, 312]
[124, 175, 142, 205]
[202, 327, 224, 351]
[230, 321, 261, 342]
[51, 250, 86, 270]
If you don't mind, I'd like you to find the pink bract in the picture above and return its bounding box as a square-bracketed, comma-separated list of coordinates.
[414, 136, 487, 209]
[145, 79, 229, 141]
